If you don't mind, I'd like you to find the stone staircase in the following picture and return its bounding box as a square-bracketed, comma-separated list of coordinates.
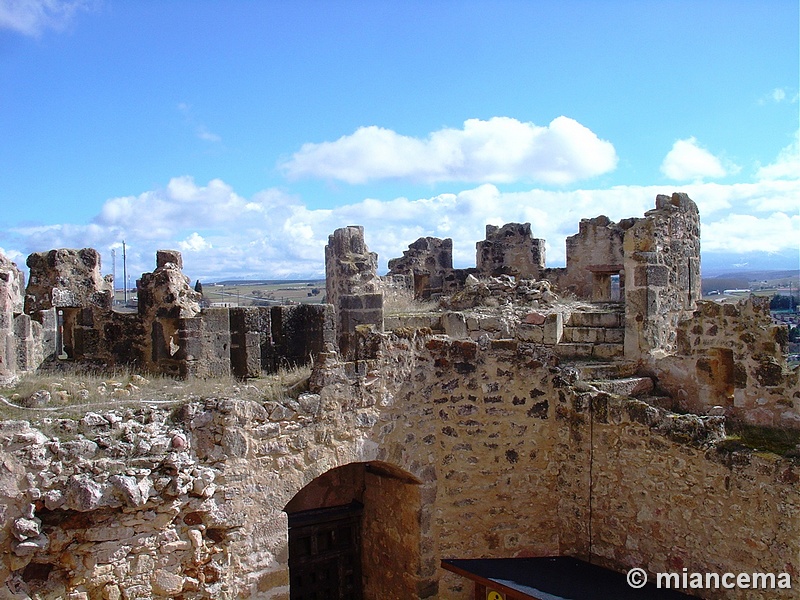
[556, 305, 672, 406]
[555, 305, 625, 360]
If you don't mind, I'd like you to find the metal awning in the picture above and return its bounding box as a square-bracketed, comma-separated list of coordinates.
[442, 557, 698, 600]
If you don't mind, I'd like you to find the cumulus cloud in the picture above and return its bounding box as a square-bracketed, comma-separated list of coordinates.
[3, 175, 797, 282]
[0, 0, 93, 36]
[702, 212, 800, 253]
[280, 116, 618, 185]
[756, 130, 800, 181]
[660, 137, 737, 181]
[178, 233, 211, 252]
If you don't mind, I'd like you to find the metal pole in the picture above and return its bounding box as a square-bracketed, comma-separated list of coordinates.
[111, 249, 116, 305]
[123, 241, 127, 305]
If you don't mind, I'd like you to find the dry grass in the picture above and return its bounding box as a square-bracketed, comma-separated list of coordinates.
[382, 286, 439, 316]
[0, 365, 311, 420]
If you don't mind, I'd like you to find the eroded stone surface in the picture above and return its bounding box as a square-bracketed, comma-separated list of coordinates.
[0, 192, 797, 600]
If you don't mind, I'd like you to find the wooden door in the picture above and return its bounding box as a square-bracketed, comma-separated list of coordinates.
[288, 502, 363, 600]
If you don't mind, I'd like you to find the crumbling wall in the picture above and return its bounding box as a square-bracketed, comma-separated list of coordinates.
[134, 251, 203, 376]
[476, 222, 545, 279]
[623, 193, 701, 359]
[0, 255, 34, 381]
[651, 297, 800, 428]
[548, 215, 634, 301]
[24, 248, 112, 315]
[387, 236, 454, 299]
[0, 402, 252, 600]
[325, 226, 383, 358]
[580, 400, 799, 600]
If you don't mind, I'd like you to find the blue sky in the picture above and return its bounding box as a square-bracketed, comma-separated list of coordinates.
[1, 0, 798, 283]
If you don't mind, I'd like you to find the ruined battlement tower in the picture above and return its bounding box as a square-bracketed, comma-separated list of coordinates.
[476, 222, 546, 279]
[0, 192, 796, 600]
[325, 226, 383, 359]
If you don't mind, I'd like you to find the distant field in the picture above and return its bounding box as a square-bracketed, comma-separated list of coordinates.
[701, 269, 799, 299]
[202, 280, 326, 306]
[112, 279, 326, 309]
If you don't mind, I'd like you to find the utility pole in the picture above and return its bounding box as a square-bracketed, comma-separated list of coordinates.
[123, 241, 128, 305]
[111, 249, 116, 306]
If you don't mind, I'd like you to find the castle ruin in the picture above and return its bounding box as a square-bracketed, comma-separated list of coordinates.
[0, 193, 797, 599]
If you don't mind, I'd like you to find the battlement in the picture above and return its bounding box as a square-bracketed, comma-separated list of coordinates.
[0, 192, 797, 600]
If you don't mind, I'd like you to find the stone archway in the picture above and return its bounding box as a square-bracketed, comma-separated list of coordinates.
[284, 461, 423, 599]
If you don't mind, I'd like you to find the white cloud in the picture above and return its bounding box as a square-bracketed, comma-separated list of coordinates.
[772, 88, 787, 102]
[0, 0, 93, 36]
[280, 116, 618, 185]
[702, 212, 800, 253]
[177, 103, 222, 143]
[178, 233, 211, 252]
[756, 130, 800, 181]
[660, 137, 736, 182]
[759, 87, 798, 105]
[3, 176, 798, 282]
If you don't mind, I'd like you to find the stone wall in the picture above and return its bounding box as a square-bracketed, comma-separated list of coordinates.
[475, 223, 545, 279]
[624, 193, 702, 359]
[325, 227, 383, 358]
[387, 237, 453, 299]
[0, 256, 23, 381]
[2, 330, 796, 599]
[550, 214, 634, 301]
[6, 249, 330, 380]
[652, 296, 800, 428]
[24, 249, 112, 315]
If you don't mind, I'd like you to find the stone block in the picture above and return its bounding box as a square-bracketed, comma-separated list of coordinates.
[442, 313, 467, 338]
[543, 312, 563, 344]
[555, 343, 593, 358]
[592, 343, 624, 359]
[156, 249, 183, 269]
[516, 324, 544, 343]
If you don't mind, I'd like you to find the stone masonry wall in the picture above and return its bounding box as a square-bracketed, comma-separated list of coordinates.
[1, 330, 797, 599]
[476, 223, 545, 279]
[586, 404, 799, 600]
[387, 237, 453, 299]
[653, 296, 800, 428]
[325, 227, 383, 359]
[624, 193, 702, 359]
[551, 214, 634, 301]
[0, 255, 39, 382]
[24, 249, 112, 315]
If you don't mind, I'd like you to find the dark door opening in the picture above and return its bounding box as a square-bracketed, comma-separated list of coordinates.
[288, 501, 363, 600]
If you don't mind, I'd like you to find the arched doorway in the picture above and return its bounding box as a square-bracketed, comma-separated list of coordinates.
[284, 461, 423, 599]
